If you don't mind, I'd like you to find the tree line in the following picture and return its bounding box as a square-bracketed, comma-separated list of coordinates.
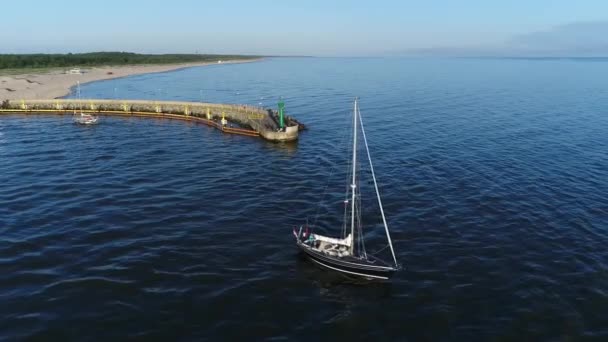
[0, 52, 260, 69]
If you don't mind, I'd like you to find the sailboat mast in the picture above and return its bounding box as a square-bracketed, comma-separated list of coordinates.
[350, 98, 358, 255]
[77, 81, 82, 112]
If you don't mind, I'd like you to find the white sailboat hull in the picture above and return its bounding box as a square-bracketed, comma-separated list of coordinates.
[74, 115, 98, 125]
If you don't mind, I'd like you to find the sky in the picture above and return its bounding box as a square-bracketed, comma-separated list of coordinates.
[1, 0, 607, 56]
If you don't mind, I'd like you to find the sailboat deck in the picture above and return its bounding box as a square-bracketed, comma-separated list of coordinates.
[310, 239, 351, 257]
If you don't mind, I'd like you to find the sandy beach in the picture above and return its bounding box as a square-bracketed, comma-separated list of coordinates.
[0, 59, 258, 100]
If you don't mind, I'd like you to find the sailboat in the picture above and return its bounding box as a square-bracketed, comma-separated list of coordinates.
[293, 98, 400, 280]
[73, 81, 98, 125]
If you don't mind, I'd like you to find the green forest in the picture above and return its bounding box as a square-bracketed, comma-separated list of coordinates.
[0, 52, 259, 69]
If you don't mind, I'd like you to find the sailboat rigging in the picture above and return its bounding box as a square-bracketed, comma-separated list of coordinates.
[293, 98, 400, 280]
[73, 81, 98, 125]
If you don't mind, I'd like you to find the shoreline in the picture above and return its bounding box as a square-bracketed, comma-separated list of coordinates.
[0, 58, 262, 100]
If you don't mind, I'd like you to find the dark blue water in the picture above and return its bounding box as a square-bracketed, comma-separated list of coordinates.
[1, 58, 607, 340]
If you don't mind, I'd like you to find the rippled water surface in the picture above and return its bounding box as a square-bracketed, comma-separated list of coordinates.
[1, 58, 608, 340]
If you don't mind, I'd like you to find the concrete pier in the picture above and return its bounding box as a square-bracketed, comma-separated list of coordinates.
[0, 99, 303, 142]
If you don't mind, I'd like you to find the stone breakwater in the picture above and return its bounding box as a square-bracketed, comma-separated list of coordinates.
[0, 99, 303, 142]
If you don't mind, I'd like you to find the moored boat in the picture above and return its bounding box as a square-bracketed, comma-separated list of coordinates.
[72, 81, 99, 125]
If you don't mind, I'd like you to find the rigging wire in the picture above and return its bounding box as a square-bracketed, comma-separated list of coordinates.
[311, 104, 353, 231]
[368, 243, 390, 256]
[357, 104, 399, 267]
[357, 168, 367, 259]
[343, 113, 354, 238]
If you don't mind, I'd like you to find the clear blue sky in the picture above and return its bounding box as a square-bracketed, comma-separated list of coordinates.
[2, 0, 607, 56]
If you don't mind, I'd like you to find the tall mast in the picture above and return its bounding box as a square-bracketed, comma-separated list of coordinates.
[350, 98, 358, 255]
[357, 105, 398, 267]
[77, 81, 82, 113]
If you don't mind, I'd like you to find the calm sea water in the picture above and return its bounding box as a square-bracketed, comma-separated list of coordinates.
[1, 58, 607, 340]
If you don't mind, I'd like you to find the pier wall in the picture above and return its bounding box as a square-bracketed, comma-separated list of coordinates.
[0, 99, 301, 141]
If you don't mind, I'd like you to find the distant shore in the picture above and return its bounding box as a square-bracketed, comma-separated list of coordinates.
[0, 58, 261, 100]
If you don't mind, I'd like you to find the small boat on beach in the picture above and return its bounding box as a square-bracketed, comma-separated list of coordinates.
[293, 98, 400, 280]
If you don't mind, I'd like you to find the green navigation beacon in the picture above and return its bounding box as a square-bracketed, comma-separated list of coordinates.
[278, 99, 285, 129]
